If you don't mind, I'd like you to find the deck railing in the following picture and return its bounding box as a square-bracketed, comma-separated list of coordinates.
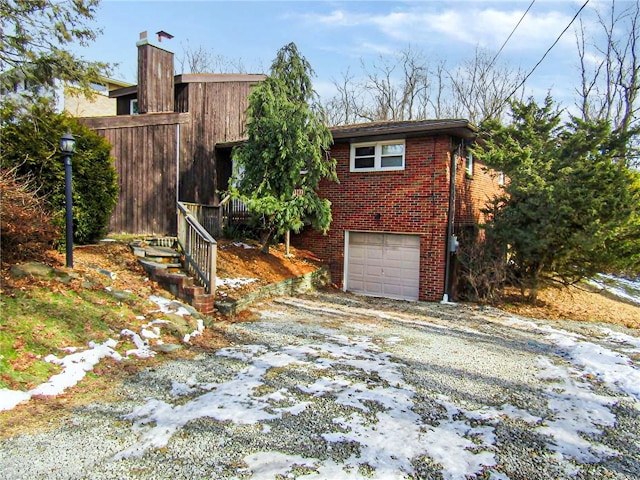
[177, 201, 217, 294]
[182, 196, 249, 237]
[181, 202, 221, 237]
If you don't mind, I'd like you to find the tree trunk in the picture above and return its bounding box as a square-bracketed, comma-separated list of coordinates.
[260, 229, 274, 254]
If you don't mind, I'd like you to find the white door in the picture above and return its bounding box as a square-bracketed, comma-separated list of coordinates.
[346, 232, 420, 301]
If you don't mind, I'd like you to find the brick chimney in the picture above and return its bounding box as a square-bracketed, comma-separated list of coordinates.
[136, 31, 174, 114]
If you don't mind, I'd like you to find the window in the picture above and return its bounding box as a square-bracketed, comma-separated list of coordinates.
[465, 152, 473, 177]
[130, 99, 138, 115]
[351, 140, 405, 172]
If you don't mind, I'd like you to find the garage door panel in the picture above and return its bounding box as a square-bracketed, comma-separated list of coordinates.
[347, 232, 420, 301]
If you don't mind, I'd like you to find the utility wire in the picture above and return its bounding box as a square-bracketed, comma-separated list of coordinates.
[466, 0, 534, 120]
[489, 0, 591, 119]
[488, 0, 536, 71]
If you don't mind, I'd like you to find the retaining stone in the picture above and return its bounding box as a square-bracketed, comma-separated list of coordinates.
[216, 267, 331, 315]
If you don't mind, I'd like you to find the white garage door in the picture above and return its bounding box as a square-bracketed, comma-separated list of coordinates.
[346, 232, 420, 301]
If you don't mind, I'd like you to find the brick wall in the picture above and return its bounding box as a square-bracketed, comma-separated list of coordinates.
[294, 135, 454, 301]
[454, 150, 504, 228]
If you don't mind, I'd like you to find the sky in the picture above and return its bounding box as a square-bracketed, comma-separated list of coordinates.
[72, 0, 627, 111]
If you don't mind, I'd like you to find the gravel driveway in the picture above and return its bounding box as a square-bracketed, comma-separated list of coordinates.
[1, 291, 639, 479]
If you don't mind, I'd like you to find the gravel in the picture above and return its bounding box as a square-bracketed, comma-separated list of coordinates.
[1, 291, 639, 479]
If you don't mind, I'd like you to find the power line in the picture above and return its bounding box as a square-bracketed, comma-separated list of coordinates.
[490, 0, 591, 119]
[488, 0, 536, 70]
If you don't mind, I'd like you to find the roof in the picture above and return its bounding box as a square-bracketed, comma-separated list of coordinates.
[330, 119, 478, 142]
[215, 119, 478, 150]
[99, 76, 133, 90]
[109, 73, 266, 98]
[174, 73, 266, 84]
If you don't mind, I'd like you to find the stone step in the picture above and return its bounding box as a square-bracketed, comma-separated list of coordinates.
[138, 258, 183, 271]
[143, 246, 182, 258]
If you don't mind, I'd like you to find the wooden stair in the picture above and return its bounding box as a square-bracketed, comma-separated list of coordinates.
[131, 238, 215, 315]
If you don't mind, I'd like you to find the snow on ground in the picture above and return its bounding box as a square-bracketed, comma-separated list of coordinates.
[216, 277, 259, 288]
[110, 310, 639, 479]
[589, 274, 640, 305]
[0, 339, 121, 411]
[0, 295, 199, 412]
[2, 294, 639, 478]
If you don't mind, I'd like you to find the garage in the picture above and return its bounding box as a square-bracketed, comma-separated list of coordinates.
[346, 232, 420, 301]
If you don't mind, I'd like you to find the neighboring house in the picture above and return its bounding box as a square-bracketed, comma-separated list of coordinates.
[293, 120, 503, 302]
[0, 71, 131, 117]
[80, 32, 265, 234]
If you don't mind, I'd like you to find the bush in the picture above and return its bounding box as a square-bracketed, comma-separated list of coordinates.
[0, 99, 118, 244]
[0, 168, 59, 264]
[455, 230, 506, 303]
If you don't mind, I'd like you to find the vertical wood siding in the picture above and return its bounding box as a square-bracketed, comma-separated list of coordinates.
[82, 77, 259, 235]
[82, 114, 187, 234]
[179, 80, 255, 205]
[137, 43, 174, 114]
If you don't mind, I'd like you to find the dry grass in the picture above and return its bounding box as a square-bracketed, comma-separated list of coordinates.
[500, 283, 639, 330]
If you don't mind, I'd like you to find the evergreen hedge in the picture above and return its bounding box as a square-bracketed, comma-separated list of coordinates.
[1, 99, 118, 244]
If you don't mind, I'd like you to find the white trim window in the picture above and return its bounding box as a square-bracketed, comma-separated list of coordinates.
[465, 152, 474, 177]
[350, 140, 405, 172]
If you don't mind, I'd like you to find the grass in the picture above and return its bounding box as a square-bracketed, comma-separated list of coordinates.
[0, 280, 153, 390]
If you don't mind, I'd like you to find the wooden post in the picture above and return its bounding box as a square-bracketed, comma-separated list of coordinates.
[208, 240, 217, 295]
[285, 230, 291, 257]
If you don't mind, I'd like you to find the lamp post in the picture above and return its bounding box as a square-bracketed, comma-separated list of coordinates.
[60, 131, 76, 268]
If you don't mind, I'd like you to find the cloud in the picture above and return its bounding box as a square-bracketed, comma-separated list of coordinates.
[294, 4, 577, 53]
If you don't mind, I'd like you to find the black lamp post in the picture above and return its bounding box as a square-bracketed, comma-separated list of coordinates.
[60, 131, 76, 268]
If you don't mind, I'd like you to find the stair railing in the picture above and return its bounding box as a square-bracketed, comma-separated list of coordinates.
[177, 201, 217, 294]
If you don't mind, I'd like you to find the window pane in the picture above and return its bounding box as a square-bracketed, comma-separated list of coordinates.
[355, 146, 375, 157]
[381, 143, 404, 155]
[381, 155, 403, 168]
[354, 157, 375, 169]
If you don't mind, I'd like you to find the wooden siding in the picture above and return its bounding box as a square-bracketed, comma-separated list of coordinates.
[179, 81, 255, 205]
[82, 76, 260, 234]
[137, 41, 174, 114]
[81, 114, 189, 234]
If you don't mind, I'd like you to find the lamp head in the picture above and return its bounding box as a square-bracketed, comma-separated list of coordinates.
[60, 131, 76, 155]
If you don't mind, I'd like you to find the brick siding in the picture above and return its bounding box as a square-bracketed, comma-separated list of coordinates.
[454, 150, 504, 228]
[294, 135, 453, 301]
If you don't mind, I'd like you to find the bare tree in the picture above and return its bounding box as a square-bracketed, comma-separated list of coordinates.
[324, 47, 436, 125]
[575, 0, 640, 140]
[447, 47, 526, 124]
[323, 67, 364, 125]
[176, 40, 247, 74]
[322, 46, 524, 126]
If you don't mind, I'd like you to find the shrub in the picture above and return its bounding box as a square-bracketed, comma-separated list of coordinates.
[455, 229, 506, 303]
[0, 168, 59, 264]
[0, 99, 118, 244]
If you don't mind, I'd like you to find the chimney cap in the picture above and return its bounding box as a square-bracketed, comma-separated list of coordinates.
[155, 30, 174, 42]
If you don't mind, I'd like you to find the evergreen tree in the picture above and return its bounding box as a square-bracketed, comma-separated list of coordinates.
[1, 99, 118, 244]
[232, 42, 337, 253]
[474, 96, 640, 301]
[0, 0, 108, 99]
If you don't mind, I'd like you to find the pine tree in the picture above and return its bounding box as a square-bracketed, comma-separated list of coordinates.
[474, 96, 640, 301]
[1, 99, 118, 244]
[232, 43, 337, 253]
[1, 0, 108, 99]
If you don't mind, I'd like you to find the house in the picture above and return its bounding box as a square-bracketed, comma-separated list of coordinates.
[0, 71, 132, 117]
[80, 32, 265, 234]
[79, 33, 502, 303]
[292, 120, 504, 302]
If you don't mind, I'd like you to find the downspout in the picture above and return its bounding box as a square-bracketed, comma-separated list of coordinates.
[443, 139, 462, 303]
[175, 123, 180, 202]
